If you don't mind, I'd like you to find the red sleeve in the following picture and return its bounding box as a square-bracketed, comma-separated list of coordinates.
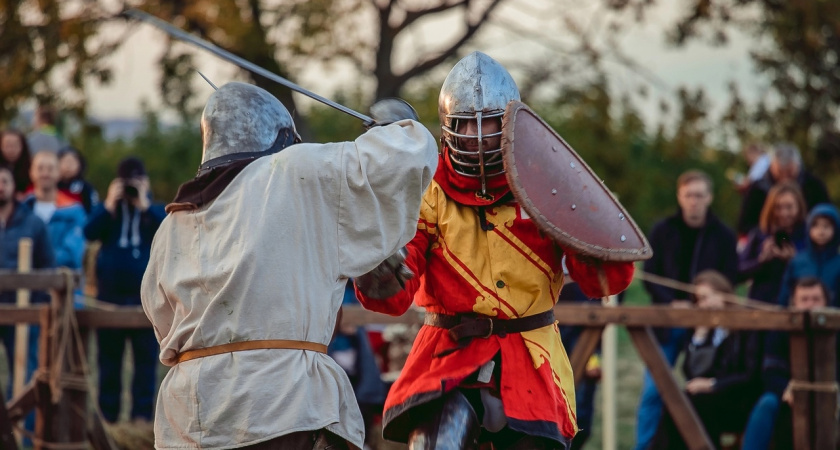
[354, 221, 432, 316]
[566, 254, 635, 299]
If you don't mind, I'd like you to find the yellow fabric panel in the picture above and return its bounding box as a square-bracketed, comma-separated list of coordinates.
[522, 325, 578, 427]
[421, 181, 564, 319]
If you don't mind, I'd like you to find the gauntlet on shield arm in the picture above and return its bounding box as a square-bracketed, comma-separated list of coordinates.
[355, 248, 414, 299]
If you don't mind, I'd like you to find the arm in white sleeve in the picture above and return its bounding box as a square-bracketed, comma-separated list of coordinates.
[337, 119, 438, 278]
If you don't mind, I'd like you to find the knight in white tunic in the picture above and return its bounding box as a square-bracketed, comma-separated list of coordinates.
[141, 82, 437, 449]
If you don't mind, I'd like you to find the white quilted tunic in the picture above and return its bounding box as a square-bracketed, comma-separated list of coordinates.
[141, 120, 437, 449]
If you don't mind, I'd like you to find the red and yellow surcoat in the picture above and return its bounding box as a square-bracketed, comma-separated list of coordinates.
[356, 165, 633, 445]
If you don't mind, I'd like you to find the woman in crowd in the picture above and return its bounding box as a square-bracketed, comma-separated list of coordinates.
[738, 182, 808, 303]
[57, 146, 99, 214]
[651, 270, 761, 449]
[0, 129, 33, 197]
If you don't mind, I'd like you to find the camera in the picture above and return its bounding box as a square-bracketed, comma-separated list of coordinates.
[774, 230, 790, 247]
[122, 179, 139, 199]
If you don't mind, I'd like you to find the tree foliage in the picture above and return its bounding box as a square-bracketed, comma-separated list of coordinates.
[0, 0, 116, 123]
[133, 0, 507, 138]
[73, 109, 201, 204]
[614, 1, 840, 149]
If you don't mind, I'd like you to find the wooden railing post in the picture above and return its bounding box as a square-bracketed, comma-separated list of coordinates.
[12, 239, 32, 401]
[570, 326, 603, 386]
[809, 310, 838, 449]
[34, 306, 52, 450]
[789, 332, 813, 450]
[626, 326, 714, 450]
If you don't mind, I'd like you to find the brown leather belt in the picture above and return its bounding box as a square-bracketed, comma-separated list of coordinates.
[425, 310, 556, 357]
[174, 339, 328, 364]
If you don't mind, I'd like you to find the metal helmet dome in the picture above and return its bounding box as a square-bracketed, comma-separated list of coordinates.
[199, 82, 299, 174]
[438, 52, 520, 196]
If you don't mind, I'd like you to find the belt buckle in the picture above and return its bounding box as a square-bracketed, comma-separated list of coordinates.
[480, 316, 494, 339]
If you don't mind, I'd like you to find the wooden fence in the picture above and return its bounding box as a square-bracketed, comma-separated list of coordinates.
[0, 270, 837, 450]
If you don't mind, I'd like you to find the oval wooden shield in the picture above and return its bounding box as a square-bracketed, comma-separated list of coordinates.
[502, 101, 651, 261]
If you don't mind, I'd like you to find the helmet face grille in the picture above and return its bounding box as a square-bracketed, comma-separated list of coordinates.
[442, 111, 505, 181]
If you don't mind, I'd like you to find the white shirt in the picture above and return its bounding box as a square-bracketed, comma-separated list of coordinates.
[141, 120, 437, 449]
[33, 200, 57, 224]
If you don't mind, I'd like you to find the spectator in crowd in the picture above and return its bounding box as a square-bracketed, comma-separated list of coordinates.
[0, 166, 54, 397]
[84, 157, 165, 422]
[636, 170, 738, 450]
[24, 151, 86, 270]
[328, 280, 386, 448]
[738, 182, 808, 303]
[57, 146, 99, 214]
[741, 277, 831, 450]
[21, 151, 85, 412]
[26, 105, 66, 155]
[776, 203, 840, 307]
[737, 143, 830, 236]
[734, 142, 771, 194]
[651, 270, 761, 449]
[0, 129, 33, 197]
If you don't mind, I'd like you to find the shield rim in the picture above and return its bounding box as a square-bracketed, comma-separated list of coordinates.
[501, 100, 652, 262]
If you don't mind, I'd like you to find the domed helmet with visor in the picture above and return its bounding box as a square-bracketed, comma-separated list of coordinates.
[439, 51, 520, 197]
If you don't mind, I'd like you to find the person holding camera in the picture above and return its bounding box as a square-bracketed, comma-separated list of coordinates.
[84, 156, 166, 423]
[738, 182, 809, 304]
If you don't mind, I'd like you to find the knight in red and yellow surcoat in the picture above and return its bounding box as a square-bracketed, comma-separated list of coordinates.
[355, 52, 633, 450]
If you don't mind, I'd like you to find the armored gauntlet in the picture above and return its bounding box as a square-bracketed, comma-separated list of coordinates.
[355, 248, 414, 299]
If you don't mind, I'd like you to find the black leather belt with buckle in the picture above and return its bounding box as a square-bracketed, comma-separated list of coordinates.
[425, 309, 556, 357]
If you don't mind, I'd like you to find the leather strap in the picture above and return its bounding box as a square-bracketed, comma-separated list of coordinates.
[175, 339, 327, 364]
[425, 310, 556, 357]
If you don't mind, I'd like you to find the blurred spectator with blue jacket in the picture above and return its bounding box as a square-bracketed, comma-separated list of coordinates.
[24, 151, 86, 270]
[0, 165, 54, 397]
[776, 203, 840, 307]
[84, 157, 166, 422]
[20, 151, 85, 388]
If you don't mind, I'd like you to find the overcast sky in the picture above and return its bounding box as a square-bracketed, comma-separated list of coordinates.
[84, 1, 764, 127]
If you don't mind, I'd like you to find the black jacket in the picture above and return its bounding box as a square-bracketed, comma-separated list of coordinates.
[83, 201, 166, 303]
[643, 210, 738, 305]
[683, 329, 761, 394]
[737, 170, 830, 235]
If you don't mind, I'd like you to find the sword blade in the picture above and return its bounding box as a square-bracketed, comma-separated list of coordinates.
[196, 71, 218, 90]
[124, 9, 374, 126]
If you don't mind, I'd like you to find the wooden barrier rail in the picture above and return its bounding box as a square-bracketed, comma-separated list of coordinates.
[341, 304, 839, 450]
